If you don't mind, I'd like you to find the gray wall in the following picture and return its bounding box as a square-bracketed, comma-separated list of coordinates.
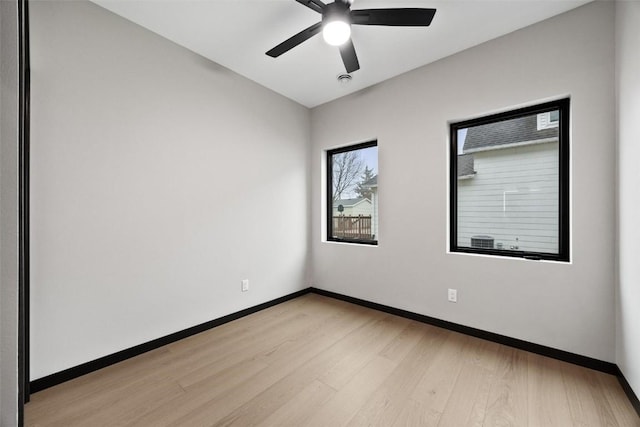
[0, 0, 20, 425]
[311, 1, 616, 362]
[616, 0, 640, 401]
[29, 0, 310, 380]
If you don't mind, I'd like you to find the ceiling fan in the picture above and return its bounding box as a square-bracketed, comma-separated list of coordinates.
[266, 0, 436, 74]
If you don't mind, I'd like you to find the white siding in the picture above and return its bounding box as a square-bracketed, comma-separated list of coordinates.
[457, 141, 559, 253]
[332, 199, 372, 217]
[350, 200, 373, 217]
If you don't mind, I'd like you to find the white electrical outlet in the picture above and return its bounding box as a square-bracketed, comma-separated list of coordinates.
[241, 279, 249, 292]
[448, 288, 458, 303]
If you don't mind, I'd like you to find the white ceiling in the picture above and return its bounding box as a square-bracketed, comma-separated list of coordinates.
[91, 0, 592, 108]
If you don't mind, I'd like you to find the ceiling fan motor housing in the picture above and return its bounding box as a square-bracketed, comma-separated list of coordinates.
[322, 1, 352, 26]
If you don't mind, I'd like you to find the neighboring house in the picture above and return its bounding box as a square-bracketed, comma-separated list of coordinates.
[361, 175, 378, 240]
[332, 197, 372, 217]
[457, 112, 559, 253]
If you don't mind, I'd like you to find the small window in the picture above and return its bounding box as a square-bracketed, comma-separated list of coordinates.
[537, 110, 560, 130]
[450, 99, 570, 261]
[327, 141, 378, 245]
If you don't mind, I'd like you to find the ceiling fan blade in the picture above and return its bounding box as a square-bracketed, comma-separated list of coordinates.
[266, 22, 322, 58]
[351, 8, 436, 26]
[339, 39, 360, 73]
[295, 0, 326, 14]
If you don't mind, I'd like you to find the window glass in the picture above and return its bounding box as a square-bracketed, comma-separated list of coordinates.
[450, 99, 569, 261]
[327, 142, 378, 244]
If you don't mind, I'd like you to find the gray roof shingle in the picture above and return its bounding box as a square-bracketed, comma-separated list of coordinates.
[463, 114, 558, 152]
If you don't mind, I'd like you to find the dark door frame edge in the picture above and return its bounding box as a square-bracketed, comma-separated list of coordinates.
[18, 0, 31, 419]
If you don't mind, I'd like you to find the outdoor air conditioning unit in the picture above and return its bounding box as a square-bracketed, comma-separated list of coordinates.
[471, 235, 494, 249]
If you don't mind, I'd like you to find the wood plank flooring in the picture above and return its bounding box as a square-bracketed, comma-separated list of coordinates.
[25, 293, 640, 426]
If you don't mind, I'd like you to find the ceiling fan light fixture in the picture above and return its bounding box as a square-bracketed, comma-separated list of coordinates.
[322, 20, 351, 46]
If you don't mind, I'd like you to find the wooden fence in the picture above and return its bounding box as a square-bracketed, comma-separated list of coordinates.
[332, 215, 372, 240]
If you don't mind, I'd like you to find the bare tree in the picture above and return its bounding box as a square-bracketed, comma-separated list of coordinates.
[332, 151, 364, 201]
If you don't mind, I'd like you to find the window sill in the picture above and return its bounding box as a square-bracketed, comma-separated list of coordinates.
[447, 250, 571, 264]
[324, 239, 378, 247]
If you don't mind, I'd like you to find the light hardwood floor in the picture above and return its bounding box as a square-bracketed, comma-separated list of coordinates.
[26, 293, 640, 426]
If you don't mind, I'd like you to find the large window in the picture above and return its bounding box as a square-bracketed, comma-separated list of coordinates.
[327, 141, 378, 245]
[450, 99, 570, 261]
